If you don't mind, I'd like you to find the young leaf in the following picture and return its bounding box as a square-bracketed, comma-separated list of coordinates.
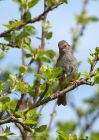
[19, 65, 28, 74]
[46, 32, 53, 40]
[36, 125, 47, 133]
[28, 0, 40, 8]
[35, 73, 45, 80]
[0, 96, 10, 103]
[94, 73, 99, 84]
[87, 57, 94, 65]
[15, 111, 25, 120]
[23, 120, 37, 125]
[56, 130, 68, 140]
[82, 72, 91, 79]
[3, 21, 24, 29]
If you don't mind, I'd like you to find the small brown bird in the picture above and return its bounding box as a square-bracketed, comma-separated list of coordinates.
[56, 40, 78, 106]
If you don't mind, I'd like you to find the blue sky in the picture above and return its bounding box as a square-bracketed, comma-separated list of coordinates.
[0, 0, 99, 138]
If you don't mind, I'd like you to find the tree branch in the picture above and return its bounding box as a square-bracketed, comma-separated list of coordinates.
[0, 3, 62, 38]
[15, 123, 28, 140]
[23, 73, 95, 114]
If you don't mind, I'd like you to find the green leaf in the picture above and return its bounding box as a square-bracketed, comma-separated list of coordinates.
[35, 73, 45, 80]
[0, 96, 10, 103]
[19, 65, 28, 73]
[94, 73, 99, 84]
[36, 125, 47, 133]
[77, 108, 85, 117]
[9, 100, 17, 111]
[74, 72, 80, 80]
[28, 0, 40, 8]
[15, 111, 25, 120]
[3, 21, 24, 29]
[25, 53, 32, 58]
[69, 134, 77, 140]
[61, 0, 68, 3]
[21, 11, 31, 22]
[17, 0, 27, 9]
[46, 32, 53, 40]
[26, 109, 41, 120]
[16, 80, 31, 94]
[56, 121, 77, 134]
[77, 15, 99, 24]
[4, 126, 15, 136]
[44, 50, 55, 58]
[91, 132, 99, 140]
[57, 130, 68, 140]
[0, 81, 6, 93]
[82, 72, 91, 79]
[40, 56, 50, 63]
[23, 120, 37, 125]
[87, 57, 94, 65]
[24, 25, 36, 35]
[40, 65, 48, 73]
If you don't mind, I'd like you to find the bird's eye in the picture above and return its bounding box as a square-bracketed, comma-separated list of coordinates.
[62, 45, 67, 49]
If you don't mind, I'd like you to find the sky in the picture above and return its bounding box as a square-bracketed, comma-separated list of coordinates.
[0, 0, 99, 138]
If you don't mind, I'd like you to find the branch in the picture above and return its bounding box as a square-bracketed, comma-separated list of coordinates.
[15, 123, 27, 140]
[83, 110, 99, 133]
[0, 114, 32, 133]
[23, 74, 95, 114]
[71, 0, 89, 51]
[0, 3, 62, 38]
[15, 41, 26, 111]
[0, 42, 20, 48]
[72, 25, 86, 50]
[32, 0, 49, 102]
[37, 82, 49, 102]
[0, 116, 12, 125]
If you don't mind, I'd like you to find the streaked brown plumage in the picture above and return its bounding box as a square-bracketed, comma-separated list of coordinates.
[56, 40, 78, 106]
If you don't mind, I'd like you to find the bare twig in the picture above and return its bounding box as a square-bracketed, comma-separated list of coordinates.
[83, 110, 99, 133]
[71, 0, 89, 50]
[48, 102, 57, 130]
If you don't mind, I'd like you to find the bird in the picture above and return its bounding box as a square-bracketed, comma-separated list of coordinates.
[56, 40, 78, 106]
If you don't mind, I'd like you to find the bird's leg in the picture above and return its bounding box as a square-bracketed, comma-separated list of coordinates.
[71, 79, 79, 87]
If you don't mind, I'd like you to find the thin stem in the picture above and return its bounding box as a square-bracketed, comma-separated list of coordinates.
[48, 102, 57, 130]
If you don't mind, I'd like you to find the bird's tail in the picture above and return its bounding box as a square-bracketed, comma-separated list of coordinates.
[57, 78, 67, 106]
[57, 94, 67, 106]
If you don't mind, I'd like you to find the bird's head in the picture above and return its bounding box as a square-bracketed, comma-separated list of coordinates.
[58, 40, 72, 54]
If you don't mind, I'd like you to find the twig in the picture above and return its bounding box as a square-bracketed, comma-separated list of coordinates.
[0, 114, 32, 133]
[33, 0, 48, 102]
[72, 25, 86, 50]
[37, 82, 49, 102]
[15, 39, 26, 111]
[83, 110, 99, 133]
[48, 102, 57, 130]
[71, 0, 89, 50]
[0, 3, 62, 38]
[0, 42, 20, 48]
